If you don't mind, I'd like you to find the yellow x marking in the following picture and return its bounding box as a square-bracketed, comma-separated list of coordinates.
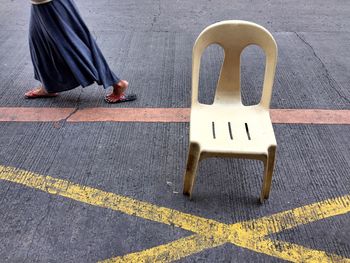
[0, 165, 349, 262]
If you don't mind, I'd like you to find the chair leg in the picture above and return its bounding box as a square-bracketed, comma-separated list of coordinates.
[183, 143, 201, 198]
[260, 146, 277, 203]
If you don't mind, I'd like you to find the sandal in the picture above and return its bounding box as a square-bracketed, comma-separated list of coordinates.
[104, 93, 137, 104]
[25, 87, 58, 99]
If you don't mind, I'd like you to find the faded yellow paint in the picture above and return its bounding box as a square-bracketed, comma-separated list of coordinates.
[103, 235, 226, 263]
[251, 239, 350, 263]
[0, 165, 349, 263]
[239, 195, 350, 236]
[0, 165, 228, 236]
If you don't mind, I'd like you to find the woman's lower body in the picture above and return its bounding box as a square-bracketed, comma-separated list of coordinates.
[26, 0, 136, 103]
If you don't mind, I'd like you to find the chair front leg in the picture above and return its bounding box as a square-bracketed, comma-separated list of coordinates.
[183, 142, 201, 199]
[260, 145, 277, 203]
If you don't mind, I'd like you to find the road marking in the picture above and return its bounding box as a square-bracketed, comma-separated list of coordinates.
[0, 107, 74, 122]
[0, 165, 349, 262]
[103, 235, 226, 263]
[271, 109, 350, 124]
[0, 107, 349, 124]
[69, 108, 190, 123]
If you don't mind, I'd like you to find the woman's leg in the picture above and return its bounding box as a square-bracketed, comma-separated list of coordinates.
[26, 0, 136, 103]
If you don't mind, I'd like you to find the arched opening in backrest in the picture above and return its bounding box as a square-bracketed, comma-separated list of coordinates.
[240, 44, 266, 106]
[198, 44, 225, 105]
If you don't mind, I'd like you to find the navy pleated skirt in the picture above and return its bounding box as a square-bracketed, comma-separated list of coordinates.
[29, 0, 120, 93]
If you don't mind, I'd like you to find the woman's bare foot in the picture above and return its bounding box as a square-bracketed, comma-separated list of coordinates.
[25, 86, 58, 99]
[105, 80, 137, 103]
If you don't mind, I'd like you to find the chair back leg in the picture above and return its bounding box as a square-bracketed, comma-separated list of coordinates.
[260, 146, 277, 203]
[183, 143, 201, 198]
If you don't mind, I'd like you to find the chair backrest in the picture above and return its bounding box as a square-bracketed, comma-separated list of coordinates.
[192, 20, 277, 108]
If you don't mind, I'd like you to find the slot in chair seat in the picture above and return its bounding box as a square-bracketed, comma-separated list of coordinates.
[183, 20, 278, 203]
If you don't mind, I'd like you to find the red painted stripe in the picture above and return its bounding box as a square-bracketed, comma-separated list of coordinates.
[0, 107, 349, 124]
[270, 109, 350, 124]
[0, 107, 74, 122]
[68, 108, 190, 122]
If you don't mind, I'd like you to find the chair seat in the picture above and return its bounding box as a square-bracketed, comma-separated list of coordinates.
[190, 104, 276, 158]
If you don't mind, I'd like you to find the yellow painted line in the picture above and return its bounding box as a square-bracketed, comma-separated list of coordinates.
[0, 165, 228, 237]
[108, 235, 350, 263]
[102, 234, 226, 263]
[239, 194, 350, 237]
[0, 165, 349, 262]
[252, 239, 350, 263]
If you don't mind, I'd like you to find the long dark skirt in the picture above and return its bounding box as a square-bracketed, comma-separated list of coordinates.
[29, 0, 120, 93]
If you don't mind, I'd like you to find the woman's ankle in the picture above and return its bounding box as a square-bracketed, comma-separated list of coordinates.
[113, 80, 128, 95]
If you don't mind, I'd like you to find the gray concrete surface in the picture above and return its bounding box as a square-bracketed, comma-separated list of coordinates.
[0, 0, 349, 262]
[0, 123, 349, 262]
[0, 0, 349, 108]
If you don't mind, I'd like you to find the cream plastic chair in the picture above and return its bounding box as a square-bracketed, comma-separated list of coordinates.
[183, 20, 278, 203]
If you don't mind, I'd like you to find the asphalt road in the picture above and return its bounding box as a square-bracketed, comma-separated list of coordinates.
[0, 0, 349, 262]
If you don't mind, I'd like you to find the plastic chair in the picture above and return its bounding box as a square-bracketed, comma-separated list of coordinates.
[183, 20, 278, 203]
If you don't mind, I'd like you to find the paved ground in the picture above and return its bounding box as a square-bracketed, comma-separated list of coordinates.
[0, 0, 349, 262]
